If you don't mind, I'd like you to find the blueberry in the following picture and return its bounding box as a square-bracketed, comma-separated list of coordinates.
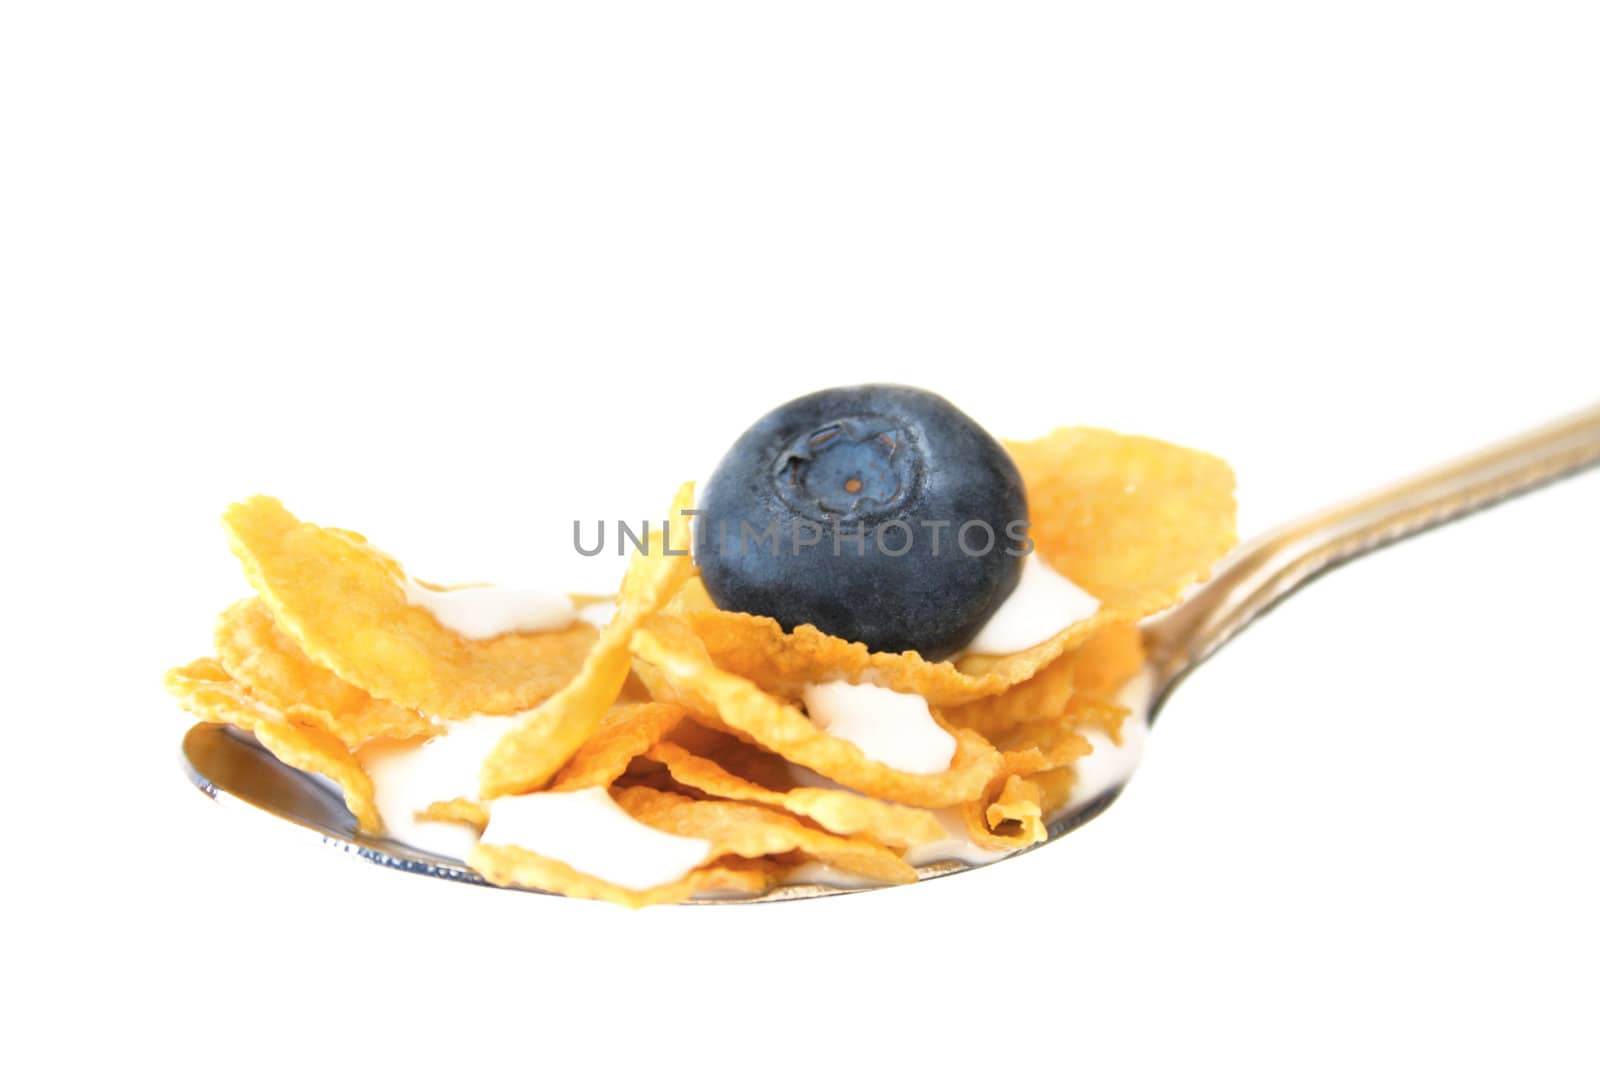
[696, 384, 1028, 659]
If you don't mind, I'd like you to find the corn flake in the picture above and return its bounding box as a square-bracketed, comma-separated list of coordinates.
[165, 658, 380, 833]
[417, 798, 488, 832]
[215, 598, 438, 748]
[961, 773, 1048, 850]
[552, 702, 687, 791]
[646, 740, 945, 850]
[1003, 427, 1236, 617]
[631, 616, 1002, 808]
[480, 485, 698, 798]
[615, 786, 917, 884]
[224, 496, 597, 720]
[469, 844, 784, 908]
[944, 622, 1142, 738]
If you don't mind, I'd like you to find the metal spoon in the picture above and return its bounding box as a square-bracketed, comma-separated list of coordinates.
[181, 404, 1600, 902]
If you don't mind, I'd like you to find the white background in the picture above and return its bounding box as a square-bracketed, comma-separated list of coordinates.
[4, 2, 1597, 1064]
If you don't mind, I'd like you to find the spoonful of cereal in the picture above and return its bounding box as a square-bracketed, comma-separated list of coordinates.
[171, 389, 1600, 905]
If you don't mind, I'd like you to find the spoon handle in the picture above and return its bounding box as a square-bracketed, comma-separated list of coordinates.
[1144, 403, 1600, 708]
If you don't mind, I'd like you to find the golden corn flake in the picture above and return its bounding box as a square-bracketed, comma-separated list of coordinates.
[684, 611, 1017, 705]
[614, 786, 917, 885]
[940, 643, 1077, 735]
[960, 751, 1071, 851]
[959, 690, 1135, 850]
[469, 844, 783, 908]
[961, 773, 1048, 850]
[663, 576, 718, 616]
[957, 707, 1100, 850]
[684, 856, 791, 896]
[1004, 427, 1236, 617]
[944, 622, 1142, 738]
[467, 777, 908, 904]
[986, 714, 1095, 771]
[223, 496, 597, 720]
[1004, 686, 1132, 753]
[1026, 765, 1078, 818]
[631, 616, 1002, 808]
[396, 703, 694, 868]
[215, 598, 438, 748]
[663, 719, 799, 790]
[609, 761, 683, 794]
[1059, 695, 1132, 746]
[551, 702, 687, 791]
[1068, 620, 1146, 698]
[165, 658, 381, 833]
[417, 797, 488, 832]
[646, 740, 945, 850]
[480, 484, 698, 798]
[679, 572, 1119, 710]
[989, 775, 1047, 836]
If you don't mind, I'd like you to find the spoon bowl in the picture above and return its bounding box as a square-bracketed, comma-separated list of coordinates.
[180, 404, 1600, 902]
[180, 708, 1143, 901]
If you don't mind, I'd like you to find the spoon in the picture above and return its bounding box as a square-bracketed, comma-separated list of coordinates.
[181, 404, 1600, 902]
